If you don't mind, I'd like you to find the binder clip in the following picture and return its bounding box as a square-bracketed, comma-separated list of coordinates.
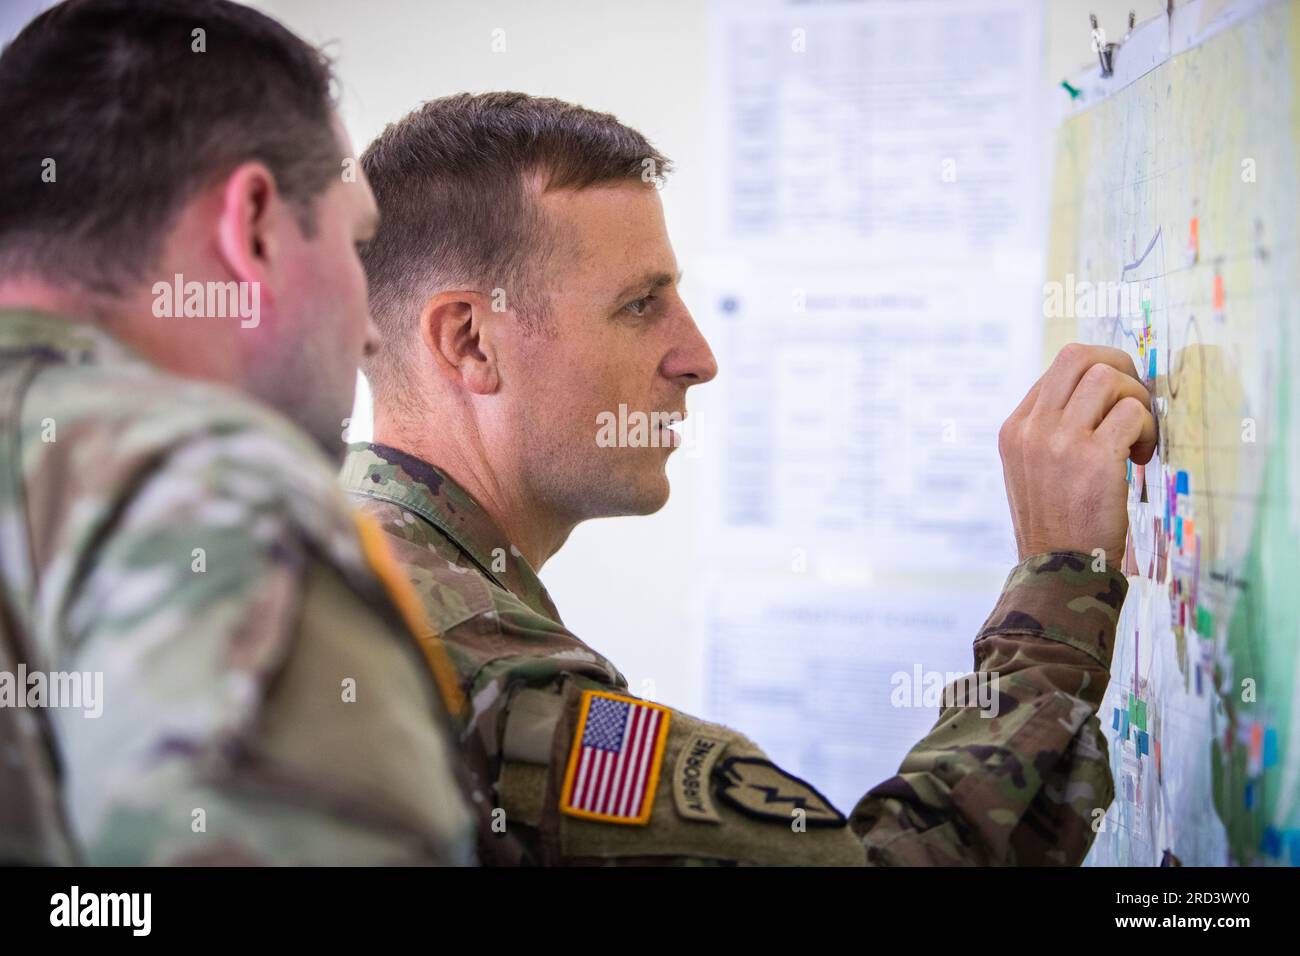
[1090, 10, 1135, 79]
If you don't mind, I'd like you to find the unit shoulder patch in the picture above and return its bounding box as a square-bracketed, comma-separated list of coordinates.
[713, 756, 847, 827]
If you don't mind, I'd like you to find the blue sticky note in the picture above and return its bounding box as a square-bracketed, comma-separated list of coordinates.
[1290, 831, 1300, 868]
[1136, 730, 1150, 756]
[1175, 516, 1183, 548]
[1121, 711, 1130, 739]
[1148, 348, 1157, 379]
[1176, 470, 1189, 494]
[1112, 707, 1122, 731]
[1264, 728, 1279, 768]
[1245, 781, 1255, 810]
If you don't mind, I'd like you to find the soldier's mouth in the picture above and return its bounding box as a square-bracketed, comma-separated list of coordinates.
[660, 413, 686, 449]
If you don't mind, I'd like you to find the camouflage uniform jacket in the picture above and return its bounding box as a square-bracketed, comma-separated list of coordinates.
[342, 441, 1126, 865]
[0, 310, 475, 865]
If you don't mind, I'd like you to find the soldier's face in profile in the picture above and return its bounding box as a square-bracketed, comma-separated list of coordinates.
[240, 116, 380, 458]
[495, 180, 717, 520]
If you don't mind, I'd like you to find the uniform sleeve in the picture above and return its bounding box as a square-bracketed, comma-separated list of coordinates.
[850, 551, 1125, 865]
[481, 609, 867, 866]
[462, 552, 1124, 867]
[51, 434, 475, 865]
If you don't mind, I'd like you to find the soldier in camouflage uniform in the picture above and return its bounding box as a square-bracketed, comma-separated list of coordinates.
[349, 92, 1157, 865]
[0, 0, 474, 865]
[342, 450, 1126, 865]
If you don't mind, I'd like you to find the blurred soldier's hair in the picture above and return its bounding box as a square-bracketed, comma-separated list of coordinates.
[0, 0, 341, 300]
[359, 91, 672, 405]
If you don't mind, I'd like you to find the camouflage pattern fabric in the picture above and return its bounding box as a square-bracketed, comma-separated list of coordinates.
[341, 441, 1126, 865]
[0, 310, 475, 865]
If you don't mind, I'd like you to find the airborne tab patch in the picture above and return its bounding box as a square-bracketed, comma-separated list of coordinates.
[714, 756, 847, 827]
[560, 690, 670, 825]
[672, 734, 727, 823]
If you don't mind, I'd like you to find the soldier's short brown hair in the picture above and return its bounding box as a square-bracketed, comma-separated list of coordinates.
[358, 91, 672, 404]
[0, 0, 341, 299]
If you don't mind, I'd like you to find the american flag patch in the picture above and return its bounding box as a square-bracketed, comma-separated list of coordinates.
[560, 690, 671, 825]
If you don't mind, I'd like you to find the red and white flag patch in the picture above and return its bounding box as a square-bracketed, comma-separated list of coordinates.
[560, 690, 671, 825]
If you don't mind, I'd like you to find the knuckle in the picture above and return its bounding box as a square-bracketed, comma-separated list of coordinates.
[1056, 342, 1086, 367]
[1114, 394, 1142, 417]
[1019, 409, 1044, 445]
[1046, 431, 1073, 460]
[1081, 362, 1114, 391]
[1121, 395, 1150, 424]
[1106, 346, 1140, 378]
[998, 418, 1016, 452]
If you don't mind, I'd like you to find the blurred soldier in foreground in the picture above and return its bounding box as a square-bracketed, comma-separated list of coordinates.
[347, 92, 1157, 865]
[0, 0, 473, 864]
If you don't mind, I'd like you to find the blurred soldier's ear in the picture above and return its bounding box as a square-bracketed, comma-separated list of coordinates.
[213, 162, 290, 303]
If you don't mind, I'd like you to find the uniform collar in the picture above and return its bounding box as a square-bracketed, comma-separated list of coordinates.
[340, 442, 563, 623]
[0, 308, 144, 368]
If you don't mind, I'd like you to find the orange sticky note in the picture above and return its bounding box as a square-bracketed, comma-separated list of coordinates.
[1213, 273, 1225, 310]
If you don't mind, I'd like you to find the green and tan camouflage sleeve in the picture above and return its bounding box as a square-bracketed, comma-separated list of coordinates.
[483, 552, 1124, 866]
[850, 550, 1125, 865]
[50, 434, 475, 865]
[349, 461, 1125, 865]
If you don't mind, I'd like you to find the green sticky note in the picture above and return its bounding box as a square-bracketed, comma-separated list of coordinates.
[1134, 698, 1148, 730]
[1197, 605, 1214, 635]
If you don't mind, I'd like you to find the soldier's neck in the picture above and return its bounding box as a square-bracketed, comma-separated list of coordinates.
[371, 423, 573, 573]
[0, 278, 121, 323]
[0, 277, 238, 385]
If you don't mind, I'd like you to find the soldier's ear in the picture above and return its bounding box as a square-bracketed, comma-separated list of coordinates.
[419, 291, 499, 395]
[213, 161, 291, 300]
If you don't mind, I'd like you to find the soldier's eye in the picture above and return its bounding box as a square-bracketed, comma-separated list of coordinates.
[624, 294, 656, 317]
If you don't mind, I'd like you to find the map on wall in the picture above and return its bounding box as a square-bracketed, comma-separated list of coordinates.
[1045, 0, 1300, 865]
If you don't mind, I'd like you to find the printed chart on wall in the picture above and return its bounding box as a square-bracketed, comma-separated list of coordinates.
[1046, 0, 1300, 865]
[696, 0, 1046, 815]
